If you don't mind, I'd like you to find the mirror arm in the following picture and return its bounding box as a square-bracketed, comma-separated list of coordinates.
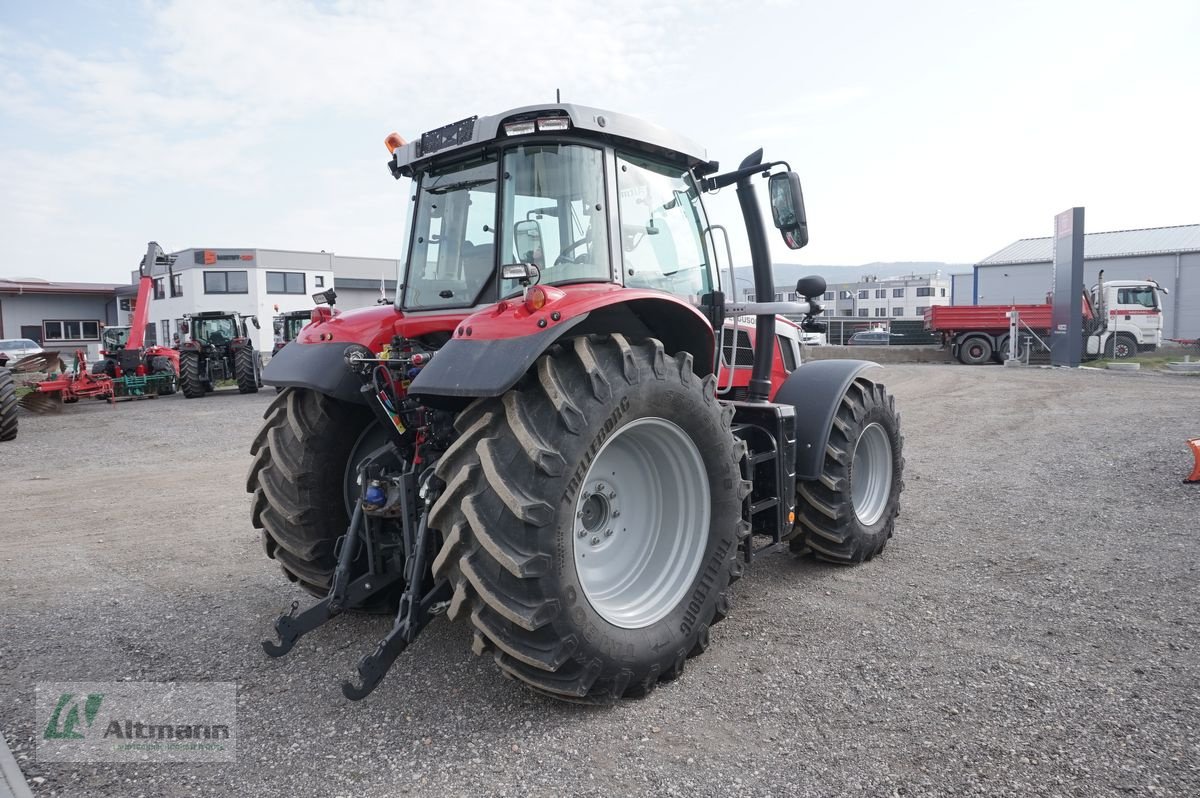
[701, 159, 790, 192]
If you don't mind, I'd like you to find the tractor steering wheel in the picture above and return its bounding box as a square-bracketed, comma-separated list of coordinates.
[554, 237, 590, 266]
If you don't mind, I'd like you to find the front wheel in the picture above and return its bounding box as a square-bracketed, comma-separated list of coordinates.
[791, 377, 904, 563]
[1106, 335, 1138, 360]
[429, 335, 749, 702]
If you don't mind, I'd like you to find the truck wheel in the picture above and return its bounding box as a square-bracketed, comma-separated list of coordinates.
[234, 346, 259, 394]
[179, 351, 205, 398]
[1107, 335, 1137, 360]
[791, 378, 904, 563]
[149, 356, 176, 395]
[246, 388, 377, 595]
[957, 336, 993, 365]
[429, 335, 749, 702]
[0, 368, 17, 442]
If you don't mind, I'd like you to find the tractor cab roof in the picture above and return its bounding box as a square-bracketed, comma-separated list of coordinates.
[187, 311, 241, 318]
[390, 103, 716, 178]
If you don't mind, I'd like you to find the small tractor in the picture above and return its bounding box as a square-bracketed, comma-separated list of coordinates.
[272, 309, 313, 356]
[251, 103, 905, 703]
[0, 354, 16, 441]
[178, 311, 262, 398]
[91, 242, 180, 397]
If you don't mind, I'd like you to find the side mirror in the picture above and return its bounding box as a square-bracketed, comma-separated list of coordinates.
[513, 219, 545, 267]
[250, 316, 261, 330]
[795, 274, 826, 298]
[768, 171, 809, 249]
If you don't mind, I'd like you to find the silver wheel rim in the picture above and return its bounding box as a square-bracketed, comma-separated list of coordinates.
[851, 422, 893, 527]
[573, 417, 710, 629]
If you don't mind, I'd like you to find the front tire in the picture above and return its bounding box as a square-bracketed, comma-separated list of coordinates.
[791, 378, 904, 563]
[428, 335, 749, 702]
[180, 351, 205, 398]
[1107, 334, 1138, 360]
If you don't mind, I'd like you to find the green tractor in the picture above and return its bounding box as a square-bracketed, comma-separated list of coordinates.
[178, 311, 262, 398]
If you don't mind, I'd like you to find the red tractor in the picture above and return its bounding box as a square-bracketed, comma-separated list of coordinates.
[252, 104, 904, 702]
[92, 242, 180, 396]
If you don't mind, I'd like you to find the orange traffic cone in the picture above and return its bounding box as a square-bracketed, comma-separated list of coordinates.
[1186, 438, 1200, 484]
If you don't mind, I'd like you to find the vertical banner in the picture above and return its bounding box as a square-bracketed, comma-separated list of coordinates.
[1050, 207, 1085, 367]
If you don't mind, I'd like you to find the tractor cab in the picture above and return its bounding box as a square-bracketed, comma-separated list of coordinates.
[100, 325, 130, 354]
[185, 313, 244, 347]
[178, 311, 261, 398]
[273, 310, 311, 354]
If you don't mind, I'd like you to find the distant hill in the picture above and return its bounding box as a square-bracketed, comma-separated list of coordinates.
[726, 262, 971, 293]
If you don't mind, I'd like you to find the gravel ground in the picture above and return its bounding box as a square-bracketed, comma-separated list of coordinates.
[0, 366, 1197, 797]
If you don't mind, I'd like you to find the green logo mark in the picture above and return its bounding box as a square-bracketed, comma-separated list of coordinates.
[44, 693, 104, 740]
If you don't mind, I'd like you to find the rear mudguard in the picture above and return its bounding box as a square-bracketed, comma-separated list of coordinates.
[262, 340, 369, 403]
[773, 359, 881, 481]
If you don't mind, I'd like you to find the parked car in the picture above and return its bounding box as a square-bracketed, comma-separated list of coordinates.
[847, 330, 893, 346]
[0, 338, 44, 361]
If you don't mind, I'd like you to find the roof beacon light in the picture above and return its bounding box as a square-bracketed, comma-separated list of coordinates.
[504, 121, 536, 136]
[536, 116, 571, 132]
[384, 132, 407, 154]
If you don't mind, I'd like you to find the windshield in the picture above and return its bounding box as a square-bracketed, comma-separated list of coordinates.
[498, 144, 611, 297]
[404, 157, 499, 310]
[281, 316, 307, 341]
[1117, 286, 1157, 308]
[194, 317, 238, 344]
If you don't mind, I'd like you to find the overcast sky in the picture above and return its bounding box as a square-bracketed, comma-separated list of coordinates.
[2, 0, 1197, 283]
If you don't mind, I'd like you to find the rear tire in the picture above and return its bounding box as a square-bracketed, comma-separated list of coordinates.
[0, 368, 17, 442]
[180, 351, 205, 398]
[234, 346, 259, 394]
[957, 336, 993, 365]
[428, 335, 749, 702]
[791, 378, 904, 563]
[247, 389, 376, 595]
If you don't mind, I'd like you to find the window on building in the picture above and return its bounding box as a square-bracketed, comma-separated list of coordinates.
[892, 307, 903, 316]
[161, 320, 170, 344]
[267, 271, 306, 294]
[875, 288, 886, 299]
[892, 288, 904, 298]
[143, 323, 157, 346]
[746, 292, 756, 302]
[916, 305, 929, 316]
[153, 278, 165, 300]
[857, 289, 869, 299]
[315, 275, 325, 288]
[940, 287, 946, 297]
[773, 293, 783, 302]
[857, 308, 869, 317]
[839, 290, 852, 300]
[823, 291, 834, 301]
[916, 287, 934, 297]
[203, 271, 249, 294]
[787, 292, 798, 301]
[840, 309, 853, 317]
[43, 320, 100, 341]
[875, 307, 887, 317]
[171, 273, 183, 298]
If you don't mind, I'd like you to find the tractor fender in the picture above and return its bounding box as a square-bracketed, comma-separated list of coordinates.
[261, 340, 368, 403]
[408, 293, 716, 401]
[773, 359, 881, 481]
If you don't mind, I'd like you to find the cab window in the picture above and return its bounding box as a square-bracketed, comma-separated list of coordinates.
[615, 154, 711, 302]
[1117, 286, 1156, 308]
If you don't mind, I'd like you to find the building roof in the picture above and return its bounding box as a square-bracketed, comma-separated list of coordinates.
[0, 278, 121, 295]
[979, 223, 1200, 265]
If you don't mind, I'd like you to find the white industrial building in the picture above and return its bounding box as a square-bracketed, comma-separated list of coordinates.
[117, 247, 400, 352]
[748, 272, 952, 320]
[966, 223, 1199, 339]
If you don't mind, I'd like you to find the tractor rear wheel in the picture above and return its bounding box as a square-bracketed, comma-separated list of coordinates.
[234, 345, 259, 394]
[0, 368, 17, 442]
[247, 388, 378, 596]
[429, 335, 748, 702]
[791, 377, 904, 563]
[180, 351, 205, 398]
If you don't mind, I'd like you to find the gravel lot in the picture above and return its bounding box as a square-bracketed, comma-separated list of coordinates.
[1, 365, 1197, 797]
